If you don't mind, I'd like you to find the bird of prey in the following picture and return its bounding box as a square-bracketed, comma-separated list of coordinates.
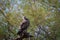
[17, 16, 30, 35]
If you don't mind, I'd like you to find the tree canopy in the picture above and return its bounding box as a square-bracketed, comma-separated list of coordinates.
[0, 0, 60, 40]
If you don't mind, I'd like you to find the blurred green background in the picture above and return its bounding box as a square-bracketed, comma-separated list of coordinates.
[0, 0, 60, 40]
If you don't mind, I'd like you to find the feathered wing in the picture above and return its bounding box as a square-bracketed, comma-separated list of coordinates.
[17, 20, 30, 35]
[20, 20, 30, 30]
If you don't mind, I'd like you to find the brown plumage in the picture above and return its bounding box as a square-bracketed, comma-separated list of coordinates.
[17, 16, 30, 35]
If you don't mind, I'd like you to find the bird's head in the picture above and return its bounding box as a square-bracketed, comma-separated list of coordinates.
[22, 16, 28, 20]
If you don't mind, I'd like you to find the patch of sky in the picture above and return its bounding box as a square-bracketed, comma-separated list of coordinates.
[45, 26, 49, 30]
[13, 4, 18, 11]
[5, 8, 9, 13]
[17, 0, 22, 4]
[58, 0, 60, 2]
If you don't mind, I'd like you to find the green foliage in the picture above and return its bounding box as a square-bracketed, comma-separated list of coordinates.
[0, 0, 60, 40]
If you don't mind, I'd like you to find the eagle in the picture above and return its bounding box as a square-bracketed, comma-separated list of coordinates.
[17, 16, 30, 35]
